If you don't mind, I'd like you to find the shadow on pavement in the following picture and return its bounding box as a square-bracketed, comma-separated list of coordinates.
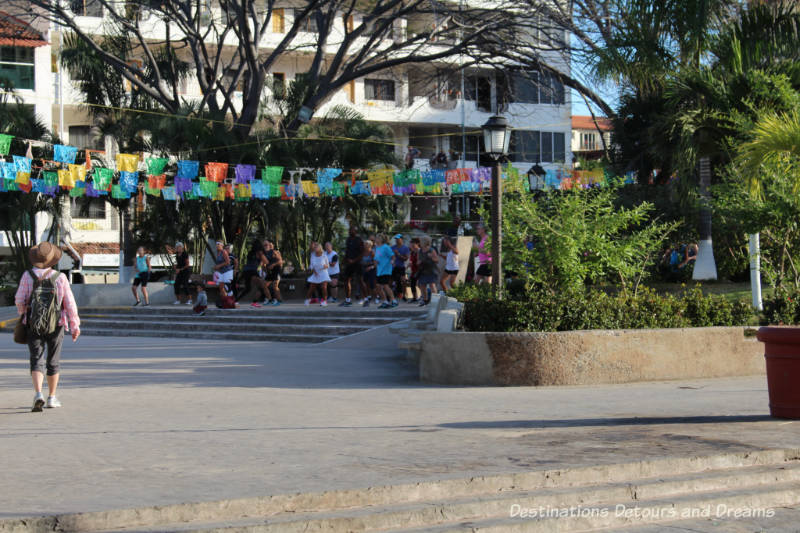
[439, 415, 775, 429]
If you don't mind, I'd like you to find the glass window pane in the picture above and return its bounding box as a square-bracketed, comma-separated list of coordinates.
[554, 132, 565, 162]
[541, 132, 553, 162]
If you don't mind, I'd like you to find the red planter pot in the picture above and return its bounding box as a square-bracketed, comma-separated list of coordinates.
[756, 326, 800, 419]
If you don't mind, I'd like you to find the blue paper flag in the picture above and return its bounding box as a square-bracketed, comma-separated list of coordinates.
[53, 144, 78, 165]
[119, 171, 139, 193]
[176, 160, 199, 180]
[13, 155, 32, 173]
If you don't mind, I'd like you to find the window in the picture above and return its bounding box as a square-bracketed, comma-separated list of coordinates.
[364, 79, 395, 101]
[71, 198, 106, 220]
[511, 131, 565, 163]
[553, 132, 566, 163]
[464, 75, 492, 111]
[272, 8, 285, 32]
[68, 125, 96, 149]
[511, 72, 539, 104]
[541, 132, 553, 163]
[272, 72, 285, 98]
[510, 131, 540, 163]
[295, 9, 318, 32]
[580, 133, 597, 151]
[0, 47, 35, 90]
[70, 0, 103, 16]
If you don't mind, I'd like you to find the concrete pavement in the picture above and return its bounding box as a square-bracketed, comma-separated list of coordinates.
[0, 329, 798, 526]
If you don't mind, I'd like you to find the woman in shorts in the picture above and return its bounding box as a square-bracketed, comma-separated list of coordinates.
[473, 224, 492, 284]
[374, 234, 397, 308]
[360, 240, 377, 306]
[440, 236, 459, 292]
[132, 246, 151, 306]
[305, 242, 330, 306]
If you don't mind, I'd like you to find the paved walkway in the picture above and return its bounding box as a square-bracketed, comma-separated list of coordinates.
[0, 330, 798, 523]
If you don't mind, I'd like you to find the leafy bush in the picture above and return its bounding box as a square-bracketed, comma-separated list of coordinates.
[763, 287, 800, 325]
[452, 285, 754, 332]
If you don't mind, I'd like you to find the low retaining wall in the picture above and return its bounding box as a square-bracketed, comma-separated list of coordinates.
[419, 327, 765, 386]
[71, 283, 178, 307]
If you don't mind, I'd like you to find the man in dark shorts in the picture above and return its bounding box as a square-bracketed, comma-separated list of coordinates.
[391, 234, 410, 301]
[340, 226, 363, 307]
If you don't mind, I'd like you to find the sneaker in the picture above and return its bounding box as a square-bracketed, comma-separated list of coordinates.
[31, 392, 45, 412]
[378, 302, 391, 309]
[390, 301, 399, 308]
[271, 300, 281, 306]
[250, 302, 262, 308]
[363, 299, 370, 307]
[329, 297, 338, 303]
[320, 300, 328, 307]
[143, 302, 150, 307]
[340, 301, 352, 307]
[186, 300, 193, 305]
[173, 300, 181, 305]
[132, 300, 141, 307]
[46, 396, 61, 409]
[196, 310, 206, 316]
[418, 300, 428, 306]
[304, 299, 311, 306]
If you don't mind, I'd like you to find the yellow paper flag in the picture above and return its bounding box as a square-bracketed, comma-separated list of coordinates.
[116, 153, 140, 173]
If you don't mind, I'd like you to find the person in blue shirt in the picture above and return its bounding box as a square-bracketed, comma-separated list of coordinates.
[374, 234, 397, 308]
[131, 246, 151, 306]
[391, 234, 410, 302]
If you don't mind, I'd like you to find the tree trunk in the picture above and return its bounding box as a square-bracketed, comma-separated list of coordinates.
[692, 156, 718, 280]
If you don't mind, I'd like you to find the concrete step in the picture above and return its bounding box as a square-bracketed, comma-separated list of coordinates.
[79, 319, 369, 337]
[81, 312, 398, 327]
[78, 327, 337, 343]
[78, 307, 427, 319]
[7, 449, 795, 533]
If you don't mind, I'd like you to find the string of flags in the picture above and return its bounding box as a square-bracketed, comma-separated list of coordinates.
[0, 133, 621, 203]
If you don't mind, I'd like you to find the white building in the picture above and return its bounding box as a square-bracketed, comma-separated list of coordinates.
[571, 115, 611, 163]
[3, 2, 572, 265]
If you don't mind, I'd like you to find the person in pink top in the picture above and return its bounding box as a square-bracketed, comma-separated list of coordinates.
[474, 223, 492, 284]
[15, 242, 81, 412]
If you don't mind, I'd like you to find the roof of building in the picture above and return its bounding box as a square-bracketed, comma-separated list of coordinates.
[572, 115, 613, 132]
[0, 11, 48, 47]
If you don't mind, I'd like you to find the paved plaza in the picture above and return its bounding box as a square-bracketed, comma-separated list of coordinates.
[1, 325, 799, 527]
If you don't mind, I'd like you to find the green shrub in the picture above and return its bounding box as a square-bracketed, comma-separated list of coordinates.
[763, 287, 800, 325]
[456, 286, 753, 332]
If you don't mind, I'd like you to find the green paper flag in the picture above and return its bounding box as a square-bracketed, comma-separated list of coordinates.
[93, 167, 114, 190]
[43, 171, 59, 188]
[146, 157, 168, 176]
[145, 185, 161, 197]
[261, 166, 284, 185]
[5, 179, 18, 191]
[69, 186, 86, 197]
[111, 184, 129, 199]
[0, 134, 13, 155]
[200, 180, 218, 196]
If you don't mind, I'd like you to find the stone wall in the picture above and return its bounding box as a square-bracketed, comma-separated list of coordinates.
[420, 328, 764, 386]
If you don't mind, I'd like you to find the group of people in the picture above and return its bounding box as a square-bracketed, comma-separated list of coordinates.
[126, 219, 494, 313]
[306, 226, 466, 309]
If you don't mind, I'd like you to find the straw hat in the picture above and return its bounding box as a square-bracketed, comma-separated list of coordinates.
[28, 242, 62, 269]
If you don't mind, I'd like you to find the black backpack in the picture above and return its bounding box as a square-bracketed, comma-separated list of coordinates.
[27, 270, 62, 336]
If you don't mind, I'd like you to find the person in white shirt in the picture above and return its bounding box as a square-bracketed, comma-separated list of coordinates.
[324, 242, 340, 302]
[305, 242, 331, 306]
[440, 236, 460, 292]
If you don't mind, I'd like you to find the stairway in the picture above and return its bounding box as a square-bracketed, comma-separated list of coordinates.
[76, 306, 426, 343]
[2, 449, 798, 532]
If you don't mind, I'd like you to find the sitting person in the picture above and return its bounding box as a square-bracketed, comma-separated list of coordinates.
[193, 284, 207, 316]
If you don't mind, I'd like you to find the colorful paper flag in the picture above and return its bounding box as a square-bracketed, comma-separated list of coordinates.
[53, 144, 78, 164]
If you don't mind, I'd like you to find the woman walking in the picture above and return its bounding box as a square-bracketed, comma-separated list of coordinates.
[374, 234, 397, 309]
[417, 236, 440, 306]
[239, 238, 268, 306]
[440, 237, 459, 292]
[474, 224, 492, 284]
[15, 242, 80, 411]
[132, 246, 151, 306]
[173, 242, 192, 305]
[360, 240, 377, 306]
[305, 242, 330, 306]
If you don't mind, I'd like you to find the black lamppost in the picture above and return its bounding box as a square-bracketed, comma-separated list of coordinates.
[481, 115, 511, 296]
